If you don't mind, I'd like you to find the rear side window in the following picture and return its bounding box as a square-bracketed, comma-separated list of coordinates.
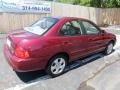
[24, 17, 58, 35]
[31, 17, 58, 30]
[60, 20, 82, 36]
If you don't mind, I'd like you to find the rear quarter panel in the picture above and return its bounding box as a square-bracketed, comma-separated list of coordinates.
[18, 36, 68, 62]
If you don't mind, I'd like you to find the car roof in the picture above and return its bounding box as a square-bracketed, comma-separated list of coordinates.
[43, 16, 89, 21]
[47, 16, 88, 21]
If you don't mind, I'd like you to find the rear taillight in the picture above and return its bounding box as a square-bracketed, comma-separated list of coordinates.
[15, 47, 29, 59]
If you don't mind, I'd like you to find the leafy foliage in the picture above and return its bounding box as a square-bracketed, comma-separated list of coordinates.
[59, 0, 120, 8]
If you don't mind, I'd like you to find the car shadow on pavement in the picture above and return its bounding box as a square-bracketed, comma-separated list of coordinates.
[65, 53, 104, 72]
[15, 52, 109, 83]
[66, 50, 116, 72]
[15, 70, 50, 83]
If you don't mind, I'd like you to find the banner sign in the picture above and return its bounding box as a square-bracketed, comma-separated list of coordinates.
[0, 0, 51, 13]
[0, 0, 2, 12]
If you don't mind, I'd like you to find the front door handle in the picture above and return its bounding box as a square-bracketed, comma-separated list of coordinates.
[88, 37, 101, 41]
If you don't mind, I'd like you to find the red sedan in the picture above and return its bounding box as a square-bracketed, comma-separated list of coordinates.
[4, 17, 116, 77]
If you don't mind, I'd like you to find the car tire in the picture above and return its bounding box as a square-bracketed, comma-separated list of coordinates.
[46, 54, 67, 77]
[104, 42, 114, 55]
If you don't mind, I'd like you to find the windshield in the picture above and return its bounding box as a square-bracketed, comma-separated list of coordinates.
[24, 17, 58, 35]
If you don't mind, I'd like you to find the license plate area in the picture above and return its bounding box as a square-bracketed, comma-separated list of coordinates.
[7, 38, 11, 48]
[6, 38, 14, 54]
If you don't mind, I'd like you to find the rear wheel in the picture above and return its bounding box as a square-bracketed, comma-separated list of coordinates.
[46, 55, 67, 77]
[104, 42, 114, 55]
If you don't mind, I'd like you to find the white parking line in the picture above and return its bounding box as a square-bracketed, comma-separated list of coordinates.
[5, 82, 39, 90]
[4, 76, 50, 90]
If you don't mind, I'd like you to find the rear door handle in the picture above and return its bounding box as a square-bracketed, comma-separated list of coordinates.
[88, 38, 94, 41]
[63, 41, 72, 45]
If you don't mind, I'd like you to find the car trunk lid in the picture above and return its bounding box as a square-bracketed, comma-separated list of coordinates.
[6, 29, 40, 54]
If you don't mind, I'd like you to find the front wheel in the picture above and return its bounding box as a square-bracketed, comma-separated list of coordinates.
[46, 55, 67, 77]
[104, 42, 114, 55]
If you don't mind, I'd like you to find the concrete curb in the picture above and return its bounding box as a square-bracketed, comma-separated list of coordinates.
[86, 51, 120, 90]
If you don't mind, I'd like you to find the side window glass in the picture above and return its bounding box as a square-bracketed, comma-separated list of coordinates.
[82, 21, 100, 34]
[70, 21, 82, 35]
[60, 22, 71, 35]
[60, 20, 82, 36]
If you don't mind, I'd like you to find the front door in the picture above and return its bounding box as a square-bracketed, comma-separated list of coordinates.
[80, 20, 105, 54]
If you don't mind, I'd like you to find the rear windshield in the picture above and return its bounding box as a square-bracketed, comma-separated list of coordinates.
[24, 17, 58, 35]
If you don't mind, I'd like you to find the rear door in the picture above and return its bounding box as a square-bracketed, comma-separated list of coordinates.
[59, 20, 89, 60]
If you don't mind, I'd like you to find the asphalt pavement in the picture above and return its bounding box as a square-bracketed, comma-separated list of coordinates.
[0, 27, 120, 90]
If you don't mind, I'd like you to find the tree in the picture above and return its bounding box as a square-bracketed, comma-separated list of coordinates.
[59, 0, 120, 8]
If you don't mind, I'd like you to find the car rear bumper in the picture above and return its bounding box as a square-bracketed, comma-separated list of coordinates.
[4, 45, 47, 72]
